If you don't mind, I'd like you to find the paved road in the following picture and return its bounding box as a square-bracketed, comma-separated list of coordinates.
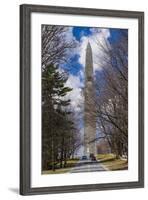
[70, 159, 106, 173]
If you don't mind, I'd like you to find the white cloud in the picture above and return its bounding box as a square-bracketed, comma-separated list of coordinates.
[64, 27, 75, 43]
[64, 27, 80, 56]
[66, 73, 83, 88]
[65, 74, 84, 112]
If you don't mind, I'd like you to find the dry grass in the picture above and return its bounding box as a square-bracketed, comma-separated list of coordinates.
[103, 158, 128, 170]
[96, 153, 116, 161]
[97, 154, 128, 171]
[42, 167, 71, 174]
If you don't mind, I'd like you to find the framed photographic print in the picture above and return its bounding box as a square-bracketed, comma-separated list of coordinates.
[20, 4, 144, 195]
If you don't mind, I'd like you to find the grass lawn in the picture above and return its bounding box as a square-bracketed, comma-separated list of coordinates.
[96, 154, 128, 171]
[42, 167, 72, 174]
[42, 159, 79, 174]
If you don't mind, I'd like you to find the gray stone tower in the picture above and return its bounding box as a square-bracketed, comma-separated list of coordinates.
[84, 42, 96, 157]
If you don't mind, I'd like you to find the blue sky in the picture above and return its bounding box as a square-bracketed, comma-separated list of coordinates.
[72, 27, 125, 42]
[63, 27, 127, 79]
[73, 27, 92, 41]
[63, 27, 128, 115]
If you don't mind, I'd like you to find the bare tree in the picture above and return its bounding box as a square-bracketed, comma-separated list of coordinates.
[42, 25, 76, 67]
[94, 30, 128, 158]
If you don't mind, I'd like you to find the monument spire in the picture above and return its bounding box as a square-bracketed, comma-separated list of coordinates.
[84, 42, 96, 158]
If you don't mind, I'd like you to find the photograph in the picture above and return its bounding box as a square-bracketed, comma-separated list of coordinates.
[20, 4, 144, 195]
[41, 25, 128, 174]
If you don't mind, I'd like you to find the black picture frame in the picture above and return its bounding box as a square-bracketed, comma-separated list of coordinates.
[20, 4, 144, 195]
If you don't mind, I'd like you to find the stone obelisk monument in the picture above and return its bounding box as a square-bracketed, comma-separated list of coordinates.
[84, 42, 96, 157]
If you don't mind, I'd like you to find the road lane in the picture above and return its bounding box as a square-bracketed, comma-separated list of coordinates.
[70, 159, 106, 173]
